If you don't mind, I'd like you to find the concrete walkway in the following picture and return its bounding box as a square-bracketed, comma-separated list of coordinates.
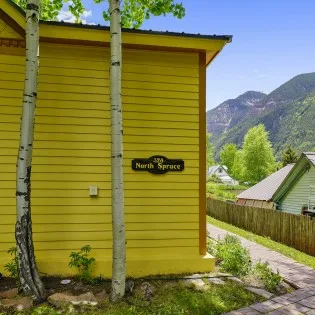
[207, 224, 315, 315]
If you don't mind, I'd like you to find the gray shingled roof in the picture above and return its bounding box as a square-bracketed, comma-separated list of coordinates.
[237, 164, 294, 201]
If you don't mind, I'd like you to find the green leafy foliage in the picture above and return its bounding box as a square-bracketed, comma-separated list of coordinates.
[4, 246, 20, 286]
[282, 145, 299, 167]
[214, 234, 252, 276]
[220, 143, 237, 174]
[253, 261, 282, 292]
[69, 245, 96, 282]
[93, 0, 185, 28]
[12, 0, 82, 21]
[206, 133, 215, 170]
[231, 150, 244, 181]
[242, 124, 276, 184]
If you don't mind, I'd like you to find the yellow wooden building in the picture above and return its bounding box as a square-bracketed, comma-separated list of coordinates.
[0, 0, 231, 277]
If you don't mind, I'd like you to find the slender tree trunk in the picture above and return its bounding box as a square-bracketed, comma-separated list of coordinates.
[16, 0, 45, 302]
[109, 0, 126, 302]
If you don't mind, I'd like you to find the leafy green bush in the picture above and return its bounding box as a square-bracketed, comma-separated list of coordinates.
[215, 234, 251, 276]
[253, 261, 282, 292]
[69, 245, 96, 282]
[4, 246, 20, 286]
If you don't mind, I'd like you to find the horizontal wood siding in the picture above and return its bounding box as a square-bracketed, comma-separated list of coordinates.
[0, 43, 200, 269]
[279, 167, 315, 214]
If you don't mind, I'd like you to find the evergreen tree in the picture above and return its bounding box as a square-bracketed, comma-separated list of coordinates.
[242, 124, 276, 184]
[282, 145, 299, 166]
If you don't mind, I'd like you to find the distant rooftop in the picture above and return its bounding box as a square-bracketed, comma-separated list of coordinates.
[237, 164, 294, 201]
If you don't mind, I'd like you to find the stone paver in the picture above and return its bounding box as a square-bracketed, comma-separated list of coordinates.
[207, 224, 315, 315]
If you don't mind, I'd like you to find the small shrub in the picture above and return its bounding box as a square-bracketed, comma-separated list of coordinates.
[206, 238, 217, 256]
[4, 246, 20, 286]
[69, 245, 96, 283]
[215, 234, 251, 276]
[254, 261, 282, 292]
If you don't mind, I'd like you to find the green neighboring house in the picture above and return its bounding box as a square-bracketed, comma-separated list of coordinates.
[274, 152, 315, 215]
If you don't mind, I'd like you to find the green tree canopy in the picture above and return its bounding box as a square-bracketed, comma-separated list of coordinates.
[282, 145, 299, 167]
[242, 124, 276, 184]
[231, 149, 244, 181]
[13, 0, 85, 21]
[220, 143, 237, 173]
[14, 0, 185, 25]
[206, 133, 215, 170]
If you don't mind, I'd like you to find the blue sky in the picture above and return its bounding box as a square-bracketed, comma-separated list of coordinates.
[62, 0, 315, 111]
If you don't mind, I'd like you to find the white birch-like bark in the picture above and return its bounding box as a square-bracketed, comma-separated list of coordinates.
[16, 0, 45, 302]
[109, 0, 126, 302]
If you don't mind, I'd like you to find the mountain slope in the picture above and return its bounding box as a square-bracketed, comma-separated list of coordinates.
[206, 91, 266, 137]
[207, 72, 315, 158]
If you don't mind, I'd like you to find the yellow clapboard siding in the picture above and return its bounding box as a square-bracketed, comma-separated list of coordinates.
[31, 230, 198, 243]
[123, 72, 199, 85]
[124, 120, 198, 130]
[32, 247, 199, 259]
[39, 45, 198, 68]
[0, 170, 199, 180]
[31, 222, 199, 232]
[39, 58, 199, 78]
[1, 140, 110, 150]
[0, 181, 199, 191]
[34, 133, 110, 142]
[36, 116, 109, 126]
[124, 49, 198, 69]
[1, 205, 198, 215]
[0, 64, 24, 74]
[0, 54, 24, 65]
[0, 77, 199, 93]
[0, 156, 108, 166]
[49, 73, 200, 86]
[0, 131, 19, 140]
[39, 67, 107, 79]
[35, 124, 107, 134]
[0, 188, 197, 198]
[29, 214, 198, 224]
[32, 239, 198, 251]
[124, 151, 198, 160]
[37, 107, 109, 119]
[0, 197, 198, 207]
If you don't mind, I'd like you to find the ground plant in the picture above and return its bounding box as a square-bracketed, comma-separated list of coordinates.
[253, 261, 282, 292]
[213, 234, 251, 276]
[69, 245, 96, 283]
[4, 247, 19, 287]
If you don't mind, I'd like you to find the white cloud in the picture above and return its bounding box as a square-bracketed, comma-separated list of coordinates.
[58, 9, 93, 24]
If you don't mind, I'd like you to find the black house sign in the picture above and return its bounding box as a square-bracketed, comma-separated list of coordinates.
[132, 155, 184, 174]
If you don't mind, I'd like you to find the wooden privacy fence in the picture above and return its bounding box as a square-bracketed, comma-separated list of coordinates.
[207, 198, 315, 256]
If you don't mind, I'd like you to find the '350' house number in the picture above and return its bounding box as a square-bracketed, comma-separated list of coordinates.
[132, 155, 184, 174]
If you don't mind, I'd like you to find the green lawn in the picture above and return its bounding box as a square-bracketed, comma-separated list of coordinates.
[18, 281, 263, 315]
[207, 216, 315, 269]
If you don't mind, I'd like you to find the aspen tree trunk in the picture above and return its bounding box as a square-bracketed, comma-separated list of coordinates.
[109, 0, 126, 302]
[16, 0, 45, 302]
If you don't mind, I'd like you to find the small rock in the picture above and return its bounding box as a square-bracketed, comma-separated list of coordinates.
[60, 279, 71, 285]
[48, 292, 98, 308]
[0, 297, 33, 311]
[0, 288, 19, 299]
[245, 286, 274, 299]
[229, 277, 244, 284]
[95, 290, 107, 302]
[207, 277, 226, 285]
[134, 282, 156, 301]
[125, 280, 135, 294]
[184, 274, 206, 291]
